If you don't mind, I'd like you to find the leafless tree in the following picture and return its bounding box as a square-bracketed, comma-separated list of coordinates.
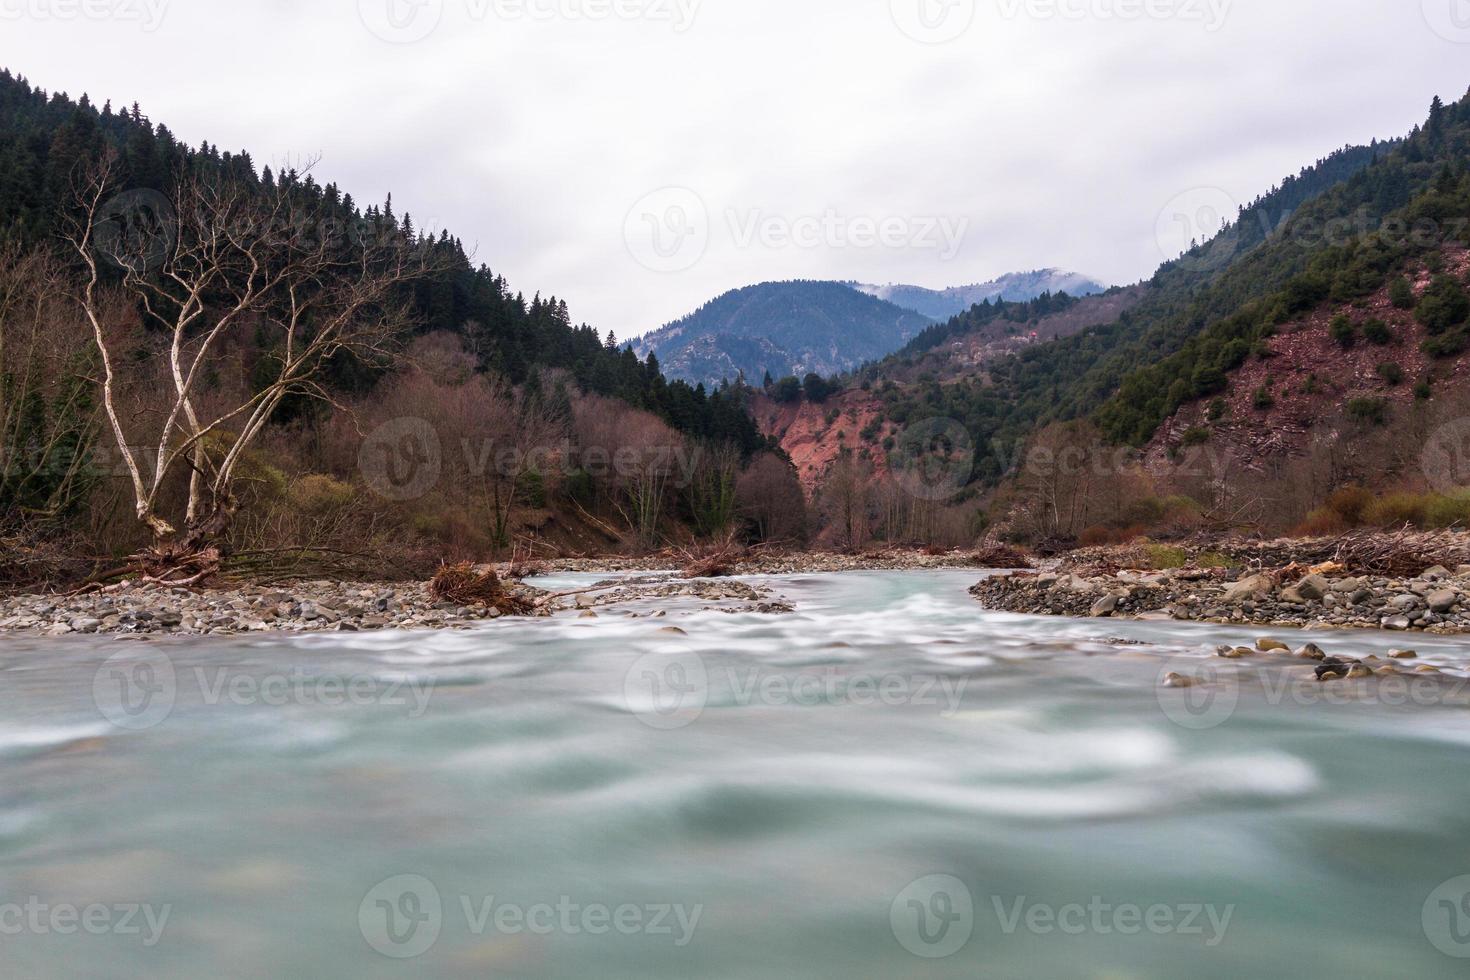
[818, 449, 872, 552]
[736, 451, 806, 544]
[65, 155, 432, 580]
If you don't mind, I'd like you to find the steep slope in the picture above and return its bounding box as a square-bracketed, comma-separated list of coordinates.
[852, 269, 1107, 320]
[635, 280, 933, 387]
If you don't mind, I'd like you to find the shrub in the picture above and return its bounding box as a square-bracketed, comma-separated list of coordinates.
[1252, 386, 1275, 410]
[1363, 491, 1428, 527]
[771, 376, 802, 403]
[1346, 397, 1389, 426]
[1362, 318, 1393, 345]
[1415, 379, 1433, 400]
[1416, 275, 1470, 334]
[1389, 276, 1416, 310]
[1425, 490, 1470, 529]
[1181, 426, 1210, 446]
[1296, 508, 1349, 536]
[1301, 373, 1322, 395]
[1329, 314, 1358, 349]
[1423, 329, 1470, 358]
[288, 474, 355, 515]
[1325, 486, 1374, 525]
[1207, 397, 1227, 421]
[1376, 361, 1404, 386]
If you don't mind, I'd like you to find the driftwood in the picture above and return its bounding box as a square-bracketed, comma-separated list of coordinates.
[429, 562, 534, 616]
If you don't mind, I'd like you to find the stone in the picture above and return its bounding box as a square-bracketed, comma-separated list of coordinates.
[1256, 637, 1290, 652]
[1222, 574, 1273, 603]
[1216, 646, 1253, 659]
[69, 617, 102, 633]
[1389, 649, 1418, 659]
[579, 610, 598, 619]
[1428, 589, 1458, 614]
[1162, 673, 1195, 688]
[1089, 594, 1120, 617]
[659, 626, 688, 635]
[1424, 565, 1452, 580]
[1295, 643, 1328, 661]
[1384, 616, 1412, 631]
[1346, 665, 1374, 679]
[1295, 575, 1330, 601]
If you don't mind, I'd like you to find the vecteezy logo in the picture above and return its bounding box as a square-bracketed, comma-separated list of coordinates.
[359, 875, 443, 958]
[358, 0, 444, 43]
[890, 874, 974, 958]
[1422, 419, 1470, 492]
[623, 649, 709, 730]
[1423, 0, 1470, 43]
[93, 650, 177, 730]
[890, 0, 975, 43]
[94, 189, 176, 274]
[359, 417, 442, 501]
[1156, 186, 1240, 274]
[1423, 875, 1470, 957]
[623, 188, 709, 273]
[1154, 655, 1241, 731]
[891, 418, 975, 501]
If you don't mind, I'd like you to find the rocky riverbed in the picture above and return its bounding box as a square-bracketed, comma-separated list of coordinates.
[972, 562, 1470, 634]
[0, 574, 791, 637]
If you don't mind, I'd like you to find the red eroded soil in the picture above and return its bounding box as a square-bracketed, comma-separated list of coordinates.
[751, 390, 893, 493]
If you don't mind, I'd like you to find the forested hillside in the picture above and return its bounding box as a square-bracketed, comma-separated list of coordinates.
[0, 69, 765, 452]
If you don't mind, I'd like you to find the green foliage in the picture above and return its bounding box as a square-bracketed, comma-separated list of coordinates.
[1206, 397, 1228, 421]
[1389, 276, 1416, 310]
[771, 376, 802, 403]
[1144, 544, 1189, 570]
[1362, 317, 1393, 344]
[1346, 397, 1389, 426]
[1252, 386, 1275, 410]
[1181, 426, 1210, 446]
[1415, 275, 1470, 334]
[1329, 314, 1358, 348]
[1376, 361, 1404, 385]
[802, 373, 835, 403]
[1415, 379, 1433, 400]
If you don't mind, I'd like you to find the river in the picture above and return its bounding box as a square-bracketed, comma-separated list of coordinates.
[3, 570, 1470, 977]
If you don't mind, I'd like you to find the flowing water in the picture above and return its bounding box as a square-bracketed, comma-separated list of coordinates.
[4, 570, 1470, 978]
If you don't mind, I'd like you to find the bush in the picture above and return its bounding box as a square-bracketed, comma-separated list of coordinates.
[1415, 379, 1433, 400]
[1346, 397, 1389, 426]
[1425, 490, 1470, 529]
[1325, 485, 1374, 525]
[1362, 318, 1393, 344]
[1181, 426, 1210, 446]
[1252, 386, 1275, 410]
[288, 474, 355, 515]
[1207, 397, 1227, 421]
[1376, 361, 1404, 386]
[1416, 275, 1470, 334]
[1330, 314, 1358, 349]
[803, 373, 835, 403]
[1389, 276, 1416, 310]
[1363, 491, 1428, 527]
[1423, 328, 1470, 358]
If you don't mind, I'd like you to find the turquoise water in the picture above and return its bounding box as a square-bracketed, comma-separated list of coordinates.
[4, 570, 1470, 977]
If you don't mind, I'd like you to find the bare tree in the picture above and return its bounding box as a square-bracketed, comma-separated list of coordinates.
[818, 449, 872, 552]
[736, 451, 806, 544]
[66, 155, 431, 580]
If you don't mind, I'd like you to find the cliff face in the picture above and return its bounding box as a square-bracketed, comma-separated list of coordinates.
[750, 390, 893, 493]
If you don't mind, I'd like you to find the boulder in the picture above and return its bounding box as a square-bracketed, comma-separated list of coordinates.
[1090, 594, 1120, 617]
[1295, 575, 1330, 602]
[1221, 574, 1273, 603]
[1428, 589, 1458, 614]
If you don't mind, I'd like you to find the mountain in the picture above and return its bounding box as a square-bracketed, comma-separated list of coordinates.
[781, 90, 1470, 539]
[634, 280, 934, 387]
[851, 269, 1108, 320]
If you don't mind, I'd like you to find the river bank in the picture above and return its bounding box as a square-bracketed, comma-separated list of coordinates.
[970, 533, 1470, 634]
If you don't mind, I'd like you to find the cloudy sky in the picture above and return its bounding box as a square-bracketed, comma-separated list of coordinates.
[8, 0, 1470, 337]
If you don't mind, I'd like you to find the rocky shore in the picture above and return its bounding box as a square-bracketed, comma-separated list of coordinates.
[0, 574, 796, 637]
[971, 562, 1470, 634]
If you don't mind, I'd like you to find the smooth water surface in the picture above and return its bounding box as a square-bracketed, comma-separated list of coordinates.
[4, 570, 1470, 978]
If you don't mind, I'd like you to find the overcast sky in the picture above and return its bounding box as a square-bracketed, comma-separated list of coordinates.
[8, 0, 1470, 337]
